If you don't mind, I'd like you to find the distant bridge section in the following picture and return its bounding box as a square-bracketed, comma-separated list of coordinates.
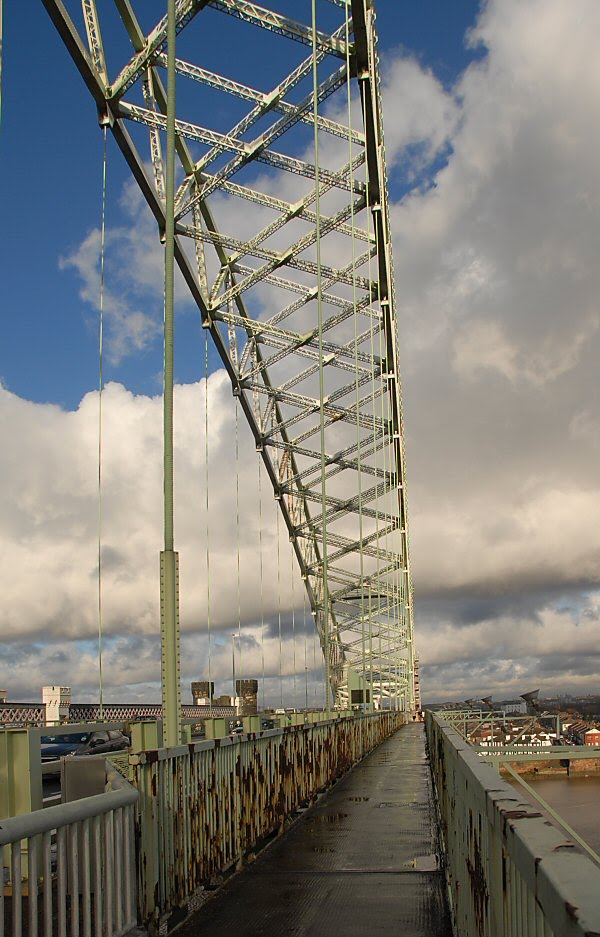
[0, 703, 45, 726]
[0, 701, 235, 728]
[69, 702, 235, 723]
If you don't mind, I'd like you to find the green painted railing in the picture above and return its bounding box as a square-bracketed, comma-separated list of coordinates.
[426, 711, 600, 937]
[132, 711, 405, 934]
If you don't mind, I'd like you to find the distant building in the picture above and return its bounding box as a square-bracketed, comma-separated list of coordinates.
[42, 686, 72, 723]
[498, 700, 527, 715]
[584, 729, 600, 747]
[191, 681, 215, 705]
[564, 720, 590, 744]
[0, 690, 7, 703]
[236, 680, 258, 716]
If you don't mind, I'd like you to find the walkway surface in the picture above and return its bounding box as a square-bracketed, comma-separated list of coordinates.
[178, 723, 452, 937]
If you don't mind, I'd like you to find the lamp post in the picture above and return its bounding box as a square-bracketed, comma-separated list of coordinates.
[231, 633, 237, 714]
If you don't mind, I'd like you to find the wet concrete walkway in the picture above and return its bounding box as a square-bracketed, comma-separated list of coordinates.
[177, 724, 452, 937]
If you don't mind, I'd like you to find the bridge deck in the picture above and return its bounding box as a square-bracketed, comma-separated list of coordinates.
[177, 723, 452, 936]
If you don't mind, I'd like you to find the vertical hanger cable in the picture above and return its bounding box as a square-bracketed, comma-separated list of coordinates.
[205, 332, 212, 701]
[97, 126, 108, 720]
[258, 456, 266, 710]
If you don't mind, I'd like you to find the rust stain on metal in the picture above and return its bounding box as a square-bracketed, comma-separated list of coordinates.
[566, 901, 579, 920]
[132, 712, 405, 927]
[466, 809, 489, 937]
[503, 809, 543, 820]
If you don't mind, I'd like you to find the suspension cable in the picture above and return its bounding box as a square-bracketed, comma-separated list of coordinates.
[291, 551, 297, 708]
[313, 621, 318, 706]
[277, 501, 283, 709]
[303, 590, 308, 711]
[258, 455, 266, 711]
[97, 125, 108, 719]
[205, 332, 213, 701]
[235, 398, 242, 695]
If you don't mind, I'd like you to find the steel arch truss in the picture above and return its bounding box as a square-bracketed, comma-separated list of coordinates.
[43, 0, 415, 710]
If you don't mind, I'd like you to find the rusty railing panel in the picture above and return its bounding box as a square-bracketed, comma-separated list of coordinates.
[131, 711, 405, 931]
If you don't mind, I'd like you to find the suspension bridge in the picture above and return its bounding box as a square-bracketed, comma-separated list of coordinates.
[2, 2, 600, 935]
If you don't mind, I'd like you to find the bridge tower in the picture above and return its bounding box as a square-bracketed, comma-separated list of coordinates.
[43, 0, 415, 717]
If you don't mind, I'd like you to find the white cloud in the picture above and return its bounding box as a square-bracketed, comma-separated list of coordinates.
[60, 226, 161, 365]
[386, 0, 600, 697]
[0, 376, 319, 703]
[380, 55, 459, 173]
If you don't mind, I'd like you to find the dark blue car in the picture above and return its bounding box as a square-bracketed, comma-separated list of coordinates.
[41, 730, 129, 762]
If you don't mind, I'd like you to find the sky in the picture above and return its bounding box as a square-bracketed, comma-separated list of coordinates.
[1, 0, 599, 706]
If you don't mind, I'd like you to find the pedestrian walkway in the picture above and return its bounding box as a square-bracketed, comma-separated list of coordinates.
[177, 723, 452, 937]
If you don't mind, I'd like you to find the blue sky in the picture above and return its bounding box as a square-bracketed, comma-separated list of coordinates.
[2, 0, 600, 706]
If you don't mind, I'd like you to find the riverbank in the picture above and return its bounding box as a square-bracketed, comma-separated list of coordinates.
[501, 757, 600, 778]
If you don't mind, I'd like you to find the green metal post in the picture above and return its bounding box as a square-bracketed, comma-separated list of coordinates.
[0, 728, 43, 874]
[160, 0, 181, 747]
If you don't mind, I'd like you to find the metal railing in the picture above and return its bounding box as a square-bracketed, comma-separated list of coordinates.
[427, 712, 600, 936]
[0, 765, 138, 937]
[132, 711, 405, 933]
[1, 712, 404, 935]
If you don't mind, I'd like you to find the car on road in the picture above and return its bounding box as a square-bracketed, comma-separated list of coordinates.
[41, 729, 130, 762]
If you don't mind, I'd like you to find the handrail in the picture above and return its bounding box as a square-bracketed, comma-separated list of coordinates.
[427, 711, 600, 936]
[0, 768, 137, 845]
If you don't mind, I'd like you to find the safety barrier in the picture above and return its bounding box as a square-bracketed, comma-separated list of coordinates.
[0, 766, 137, 937]
[1, 712, 404, 935]
[426, 712, 600, 936]
[132, 711, 405, 933]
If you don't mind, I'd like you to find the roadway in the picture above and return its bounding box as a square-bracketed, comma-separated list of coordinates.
[176, 723, 452, 937]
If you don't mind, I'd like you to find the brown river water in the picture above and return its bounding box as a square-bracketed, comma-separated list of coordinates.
[509, 774, 600, 855]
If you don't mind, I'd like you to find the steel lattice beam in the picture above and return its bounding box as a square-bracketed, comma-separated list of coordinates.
[42, 0, 415, 711]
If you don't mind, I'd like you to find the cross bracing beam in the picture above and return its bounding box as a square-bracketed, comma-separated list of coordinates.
[155, 55, 364, 144]
[118, 101, 365, 200]
[219, 318, 380, 385]
[110, 0, 350, 102]
[206, 0, 350, 58]
[182, 196, 371, 295]
[174, 220, 374, 299]
[193, 287, 380, 363]
[184, 63, 351, 189]
[180, 176, 373, 243]
[286, 433, 395, 486]
[185, 56, 350, 174]
[43, 0, 415, 711]
[82, 0, 107, 82]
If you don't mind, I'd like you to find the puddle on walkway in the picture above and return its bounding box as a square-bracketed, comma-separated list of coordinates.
[309, 813, 349, 824]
